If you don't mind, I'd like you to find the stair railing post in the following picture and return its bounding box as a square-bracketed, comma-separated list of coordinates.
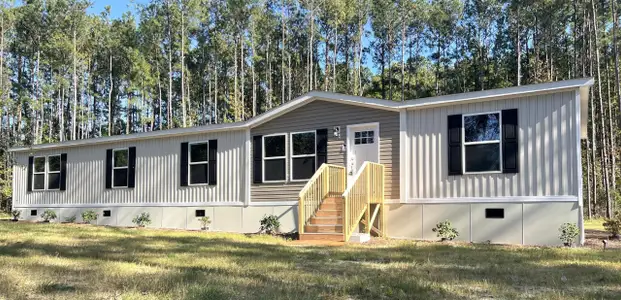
[299, 196, 304, 234]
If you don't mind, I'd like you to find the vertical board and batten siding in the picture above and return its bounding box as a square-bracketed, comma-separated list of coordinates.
[406, 91, 579, 199]
[251, 99, 400, 202]
[13, 130, 248, 206]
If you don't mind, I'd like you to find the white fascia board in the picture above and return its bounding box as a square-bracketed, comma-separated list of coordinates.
[401, 78, 595, 110]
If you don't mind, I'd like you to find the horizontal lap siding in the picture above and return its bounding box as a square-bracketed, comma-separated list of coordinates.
[252, 100, 400, 202]
[13, 130, 248, 206]
[407, 91, 578, 199]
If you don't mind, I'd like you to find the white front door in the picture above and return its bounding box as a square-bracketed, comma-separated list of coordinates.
[347, 123, 380, 180]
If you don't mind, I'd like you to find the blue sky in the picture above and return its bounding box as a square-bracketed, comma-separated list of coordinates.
[87, 0, 145, 18]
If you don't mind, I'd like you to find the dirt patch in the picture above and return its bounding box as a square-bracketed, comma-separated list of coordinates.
[584, 229, 621, 249]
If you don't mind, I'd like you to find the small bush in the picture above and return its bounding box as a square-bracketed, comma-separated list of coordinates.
[432, 220, 459, 241]
[11, 210, 21, 221]
[64, 215, 77, 223]
[199, 216, 212, 230]
[559, 222, 580, 246]
[259, 214, 281, 235]
[603, 216, 621, 239]
[132, 212, 152, 227]
[41, 209, 57, 222]
[81, 210, 98, 224]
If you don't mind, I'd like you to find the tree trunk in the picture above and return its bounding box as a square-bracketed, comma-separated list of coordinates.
[181, 3, 186, 127]
[166, 0, 173, 129]
[108, 54, 113, 136]
[72, 27, 77, 140]
[591, 0, 613, 218]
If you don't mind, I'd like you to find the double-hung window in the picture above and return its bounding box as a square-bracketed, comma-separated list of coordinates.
[263, 134, 287, 182]
[32, 157, 46, 191]
[112, 149, 129, 187]
[290, 131, 316, 181]
[189, 142, 209, 185]
[32, 155, 61, 191]
[47, 155, 61, 190]
[463, 112, 501, 173]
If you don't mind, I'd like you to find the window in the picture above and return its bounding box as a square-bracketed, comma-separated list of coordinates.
[30, 210, 37, 216]
[103, 210, 111, 217]
[32, 155, 61, 191]
[32, 157, 46, 190]
[354, 130, 374, 145]
[47, 155, 61, 190]
[195, 209, 206, 217]
[189, 142, 209, 185]
[112, 149, 129, 187]
[463, 113, 501, 173]
[263, 134, 287, 182]
[290, 131, 316, 181]
[485, 208, 504, 219]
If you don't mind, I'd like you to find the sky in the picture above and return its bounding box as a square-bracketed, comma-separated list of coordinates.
[87, 0, 146, 19]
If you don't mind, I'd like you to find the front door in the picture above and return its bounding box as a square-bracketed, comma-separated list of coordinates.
[347, 123, 380, 180]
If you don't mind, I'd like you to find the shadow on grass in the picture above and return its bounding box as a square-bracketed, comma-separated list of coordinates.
[1, 223, 621, 299]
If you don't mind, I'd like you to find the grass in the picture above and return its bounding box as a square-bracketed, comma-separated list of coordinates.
[585, 218, 607, 231]
[0, 222, 620, 300]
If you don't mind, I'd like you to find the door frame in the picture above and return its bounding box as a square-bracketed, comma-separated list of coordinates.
[346, 122, 380, 178]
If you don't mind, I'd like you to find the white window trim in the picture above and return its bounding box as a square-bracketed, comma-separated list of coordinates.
[112, 148, 129, 188]
[462, 111, 503, 175]
[32, 156, 47, 191]
[46, 155, 61, 191]
[289, 130, 317, 182]
[188, 141, 210, 186]
[262, 133, 288, 183]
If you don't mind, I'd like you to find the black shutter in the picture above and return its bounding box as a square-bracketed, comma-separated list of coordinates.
[27, 156, 33, 192]
[447, 114, 463, 175]
[60, 153, 67, 191]
[128, 147, 136, 188]
[208, 140, 218, 185]
[180, 142, 189, 187]
[502, 109, 519, 173]
[316, 129, 328, 169]
[253, 135, 263, 184]
[105, 149, 113, 189]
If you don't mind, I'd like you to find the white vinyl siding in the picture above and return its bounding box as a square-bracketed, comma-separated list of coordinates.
[13, 129, 248, 207]
[405, 91, 579, 199]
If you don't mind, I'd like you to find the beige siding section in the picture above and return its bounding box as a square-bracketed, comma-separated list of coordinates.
[406, 91, 579, 199]
[13, 130, 248, 206]
[252, 100, 400, 201]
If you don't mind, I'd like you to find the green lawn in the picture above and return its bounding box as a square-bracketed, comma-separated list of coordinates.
[584, 218, 606, 231]
[0, 222, 620, 299]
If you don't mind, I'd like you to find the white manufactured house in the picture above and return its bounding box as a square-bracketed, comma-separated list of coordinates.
[11, 78, 593, 245]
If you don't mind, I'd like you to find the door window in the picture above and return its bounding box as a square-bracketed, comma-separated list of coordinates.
[354, 130, 374, 145]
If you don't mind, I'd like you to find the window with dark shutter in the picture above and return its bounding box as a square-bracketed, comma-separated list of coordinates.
[290, 131, 316, 181]
[463, 113, 501, 173]
[47, 155, 61, 190]
[128, 147, 136, 188]
[32, 156, 46, 190]
[263, 134, 286, 182]
[180, 143, 189, 186]
[59, 153, 67, 190]
[27, 156, 33, 192]
[112, 149, 129, 188]
[188, 142, 209, 184]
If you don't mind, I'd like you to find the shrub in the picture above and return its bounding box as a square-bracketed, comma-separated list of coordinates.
[81, 210, 98, 224]
[64, 215, 77, 223]
[259, 214, 281, 235]
[603, 216, 621, 239]
[432, 220, 459, 241]
[132, 212, 152, 227]
[41, 209, 57, 222]
[11, 210, 21, 221]
[558, 222, 580, 246]
[199, 216, 212, 230]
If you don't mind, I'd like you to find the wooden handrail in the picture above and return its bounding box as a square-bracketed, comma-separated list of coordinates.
[298, 164, 346, 234]
[342, 162, 385, 241]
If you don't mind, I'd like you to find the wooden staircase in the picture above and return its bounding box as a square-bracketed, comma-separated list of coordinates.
[298, 162, 385, 243]
[300, 197, 344, 242]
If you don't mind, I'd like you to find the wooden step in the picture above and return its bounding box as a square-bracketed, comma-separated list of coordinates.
[322, 197, 344, 204]
[315, 210, 343, 217]
[310, 216, 342, 225]
[304, 224, 343, 233]
[319, 203, 343, 210]
[299, 233, 344, 242]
